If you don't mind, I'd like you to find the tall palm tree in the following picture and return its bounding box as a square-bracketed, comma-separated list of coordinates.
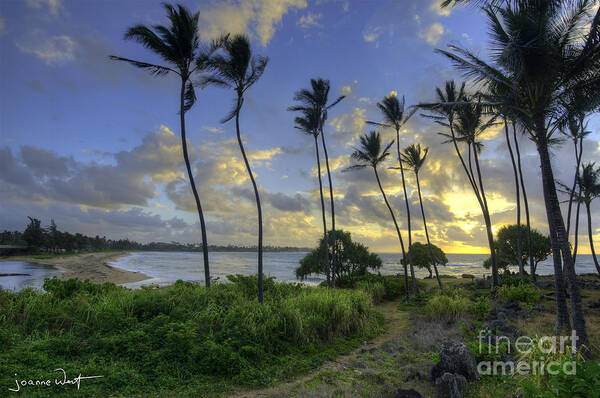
[577, 162, 600, 274]
[291, 107, 331, 285]
[288, 78, 344, 287]
[401, 144, 443, 289]
[110, 3, 216, 288]
[512, 122, 536, 280]
[420, 85, 500, 290]
[437, 0, 599, 345]
[203, 34, 268, 303]
[367, 94, 418, 296]
[345, 131, 409, 301]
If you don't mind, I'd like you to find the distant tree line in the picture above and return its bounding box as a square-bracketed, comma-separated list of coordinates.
[0, 217, 310, 255]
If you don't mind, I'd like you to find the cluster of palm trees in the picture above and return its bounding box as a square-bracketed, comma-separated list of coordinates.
[436, 0, 599, 352]
[110, 4, 268, 302]
[110, 1, 599, 351]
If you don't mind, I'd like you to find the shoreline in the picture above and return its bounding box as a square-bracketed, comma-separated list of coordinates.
[0, 252, 151, 285]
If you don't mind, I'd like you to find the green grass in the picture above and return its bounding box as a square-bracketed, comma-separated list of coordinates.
[0, 275, 383, 397]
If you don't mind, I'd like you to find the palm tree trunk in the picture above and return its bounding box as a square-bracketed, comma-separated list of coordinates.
[235, 95, 263, 304]
[314, 135, 331, 286]
[586, 202, 600, 274]
[513, 124, 535, 281]
[573, 187, 582, 264]
[472, 145, 499, 290]
[534, 117, 578, 337]
[416, 171, 442, 289]
[179, 77, 210, 288]
[504, 120, 523, 276]
[566, 123, 584, 237]
[320, 128, 336, 287]
[374, 166, 409, 302]
[396, 128, 418, 296]
[448, 124, 498, 288]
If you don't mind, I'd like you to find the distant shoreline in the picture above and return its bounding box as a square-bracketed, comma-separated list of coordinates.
[0, 252, 150, 285]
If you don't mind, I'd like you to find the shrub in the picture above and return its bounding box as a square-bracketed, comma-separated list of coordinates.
[355, 280, 385, 304]
[424, 293, 471, 321]
[498, 284, 541, 303]
[472, 296, 490, 319]
[0, 277, 381, 397]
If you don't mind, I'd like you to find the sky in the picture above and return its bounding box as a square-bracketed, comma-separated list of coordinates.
[0, 0, 598, 254]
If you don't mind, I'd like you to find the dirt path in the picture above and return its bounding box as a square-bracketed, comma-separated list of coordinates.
[228, 299, 425, 398]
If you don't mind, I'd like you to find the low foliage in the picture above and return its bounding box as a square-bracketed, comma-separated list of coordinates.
[0, 276, 382, 397]
[424, 291, 472, 321]
[498, 283, 542, 304]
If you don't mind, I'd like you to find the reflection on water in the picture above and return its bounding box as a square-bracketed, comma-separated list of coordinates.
[0, 262, 63, 291]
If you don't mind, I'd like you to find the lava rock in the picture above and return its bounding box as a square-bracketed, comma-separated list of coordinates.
[430, 341, 478, 381]
[435, 372, 467, 398]
[395, 389, 423, 398]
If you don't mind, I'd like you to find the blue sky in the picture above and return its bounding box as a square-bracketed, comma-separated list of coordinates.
[1, 0, 598, 253]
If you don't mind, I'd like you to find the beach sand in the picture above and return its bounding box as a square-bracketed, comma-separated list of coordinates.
[1, 252, 150, 285]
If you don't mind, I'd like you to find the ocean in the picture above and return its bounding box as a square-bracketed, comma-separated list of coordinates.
[1, 252, 597, 291]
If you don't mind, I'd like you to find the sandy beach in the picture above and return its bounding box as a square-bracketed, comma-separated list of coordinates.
[1, 252, 151, 284]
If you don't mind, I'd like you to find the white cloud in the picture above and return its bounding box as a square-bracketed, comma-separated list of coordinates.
[16, 34, 76, 65]
[297, 12, 322, 28]
[341, 85, 352, 95]
[420, 22, 445, 45]
[199, 0, 307, 46]
[25, 0, 62, 15]
[202, 126, 224, 134]
[430, 0, 451, 17]
[362, 26, 383, 43]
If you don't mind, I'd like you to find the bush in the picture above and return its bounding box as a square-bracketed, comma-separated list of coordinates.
[498, 283, 541, 303]
[333, 272, 416, 302]
[0, 277, 381, 397]
[424, 292, 471, 321]
[472, 296, 490, 319]
[355, 281, 385, 304]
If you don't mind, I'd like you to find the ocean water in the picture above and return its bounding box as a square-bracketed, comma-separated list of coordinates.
[111, 251, 598, 289]
[1, 252, 597, 291]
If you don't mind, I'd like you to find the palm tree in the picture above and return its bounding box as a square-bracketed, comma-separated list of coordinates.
[577, 162, 600, 274]
[401, 144, 443, 289]
[437, 0, 599, 345]
[202, 34, 268, 303]
[288, 78, 344, 287]
[345, 131, 409, 301]
[367, 94, 418, 296]
[291, 107, 331, 285]
[420, 85, 500, 290]
[110, 3, 216, 288]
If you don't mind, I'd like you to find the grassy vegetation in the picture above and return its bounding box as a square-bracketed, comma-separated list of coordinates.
[0, 275, 383, 397]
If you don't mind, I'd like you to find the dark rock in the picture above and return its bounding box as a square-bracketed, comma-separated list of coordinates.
[354, 361, 367, 369]
[430, 341, 478, 381]
[461, 274, 475, 279]
[395, 389, 423, 398]
[496, 311, 507, 321]
[589, 300, 600, 309]
[435, 372, 467, 398]
[401, 364, 422, 381]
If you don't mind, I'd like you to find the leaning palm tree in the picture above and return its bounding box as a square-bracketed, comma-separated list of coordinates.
[438, 0, 599, 346]
[344, 131, 409, 301]
[110, 3, 216, 288]
[401, 144, 443, 289]
[292, 107, 331, 285]
[288, 78, 344, 287]
[577, 162, 600, 275]
[420, 84, 500, 290]
[202, 34, 268, 303]
[367, 94, 418, 296]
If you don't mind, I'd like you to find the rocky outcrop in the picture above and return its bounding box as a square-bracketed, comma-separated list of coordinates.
[430, 341, 478, 381]
[394, 389, 423, 398]
[435, 372, 467, 398]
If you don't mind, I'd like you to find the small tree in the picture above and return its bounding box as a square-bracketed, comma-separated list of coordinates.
[484, 225, 551, 278]
[23, 217, 45, 250]
[296, 230, 382, 281]
[402, 242, 447, 278]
